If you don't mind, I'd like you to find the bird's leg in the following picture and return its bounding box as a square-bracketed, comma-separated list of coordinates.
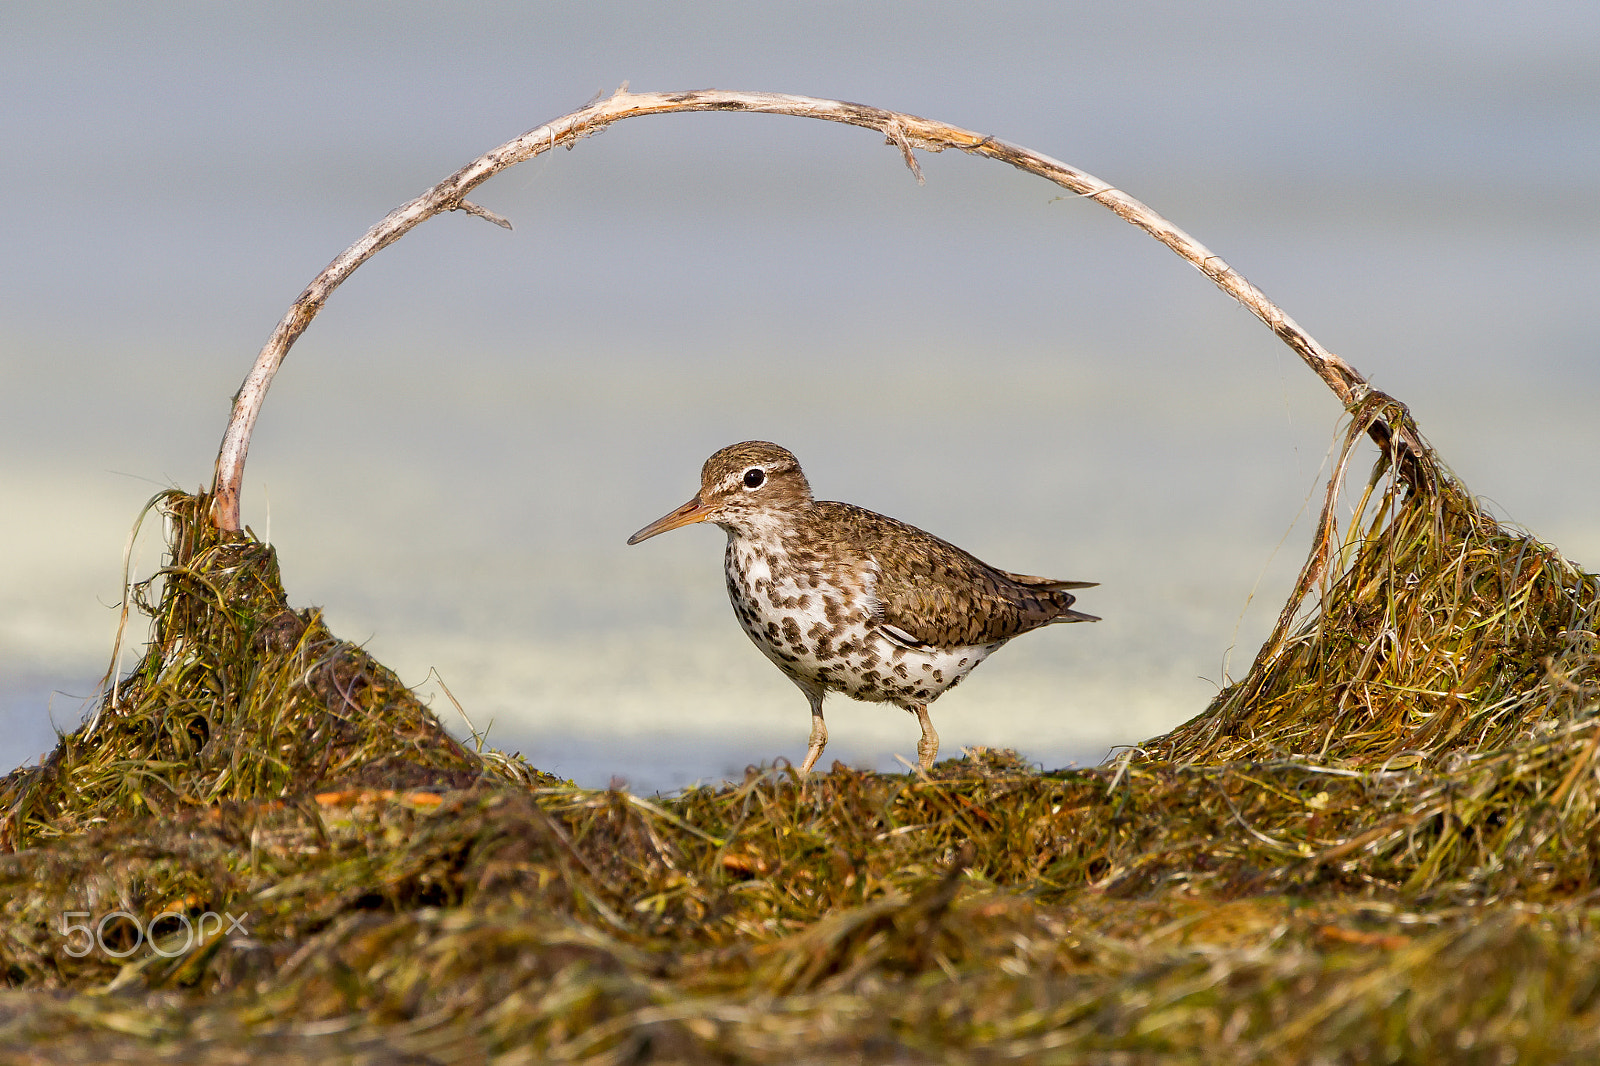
[797, 688, 828, 775]
[913, 704, 939, 771]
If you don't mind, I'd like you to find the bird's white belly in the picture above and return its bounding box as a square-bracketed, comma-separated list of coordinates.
[724, 537, 999, 707]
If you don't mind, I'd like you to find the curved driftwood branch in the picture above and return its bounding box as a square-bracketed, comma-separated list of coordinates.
[211, 85, 1415, 531]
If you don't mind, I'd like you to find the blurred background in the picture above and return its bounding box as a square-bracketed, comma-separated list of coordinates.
[3, 2, 1597, 791]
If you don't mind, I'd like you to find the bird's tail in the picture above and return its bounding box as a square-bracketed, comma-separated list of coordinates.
[1002, 571, 1098, 592]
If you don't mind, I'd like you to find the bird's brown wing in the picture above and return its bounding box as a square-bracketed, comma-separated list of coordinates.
[808, 502, 1092, 648]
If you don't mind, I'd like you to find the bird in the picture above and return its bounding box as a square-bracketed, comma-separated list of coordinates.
[626, 441, 1098, 774]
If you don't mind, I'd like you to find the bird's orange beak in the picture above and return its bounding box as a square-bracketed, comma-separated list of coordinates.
[627, 494, 713, 545]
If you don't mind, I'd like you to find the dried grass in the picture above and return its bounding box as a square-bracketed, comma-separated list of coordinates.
[1151, 395, 1600, 767]
[2, 405, 1597, 1063]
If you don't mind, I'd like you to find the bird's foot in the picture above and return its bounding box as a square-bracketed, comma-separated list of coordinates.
[798, 713, 828, 775]
[914, 705, 939, 772]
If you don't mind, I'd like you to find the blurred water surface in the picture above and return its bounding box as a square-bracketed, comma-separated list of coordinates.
[3, 2, 1597, 790]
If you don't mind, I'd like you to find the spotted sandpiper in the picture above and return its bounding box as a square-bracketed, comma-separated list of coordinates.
[627, 442, 1098, 773]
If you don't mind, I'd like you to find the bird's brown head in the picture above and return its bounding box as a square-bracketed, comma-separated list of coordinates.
[627, 441, 813, 545]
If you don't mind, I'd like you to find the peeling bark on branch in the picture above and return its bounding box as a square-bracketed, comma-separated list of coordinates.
[211, 86, 1414, 532]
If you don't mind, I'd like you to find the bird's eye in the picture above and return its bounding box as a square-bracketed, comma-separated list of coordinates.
[743, 468, 766, 489]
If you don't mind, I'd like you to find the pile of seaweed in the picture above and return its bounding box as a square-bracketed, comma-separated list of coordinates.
[2, 403, 1598, 1064]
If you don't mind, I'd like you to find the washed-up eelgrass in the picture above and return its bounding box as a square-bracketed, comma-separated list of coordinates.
[4, 88, 1599, 1061]
[0, 491, 548, 852]
[1151, 393, 1600, 767]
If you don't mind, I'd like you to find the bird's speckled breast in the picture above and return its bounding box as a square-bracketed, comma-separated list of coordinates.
[722, 528, 998, 708]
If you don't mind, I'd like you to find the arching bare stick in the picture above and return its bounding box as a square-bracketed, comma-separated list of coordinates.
[211, 86, 1411, 531]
